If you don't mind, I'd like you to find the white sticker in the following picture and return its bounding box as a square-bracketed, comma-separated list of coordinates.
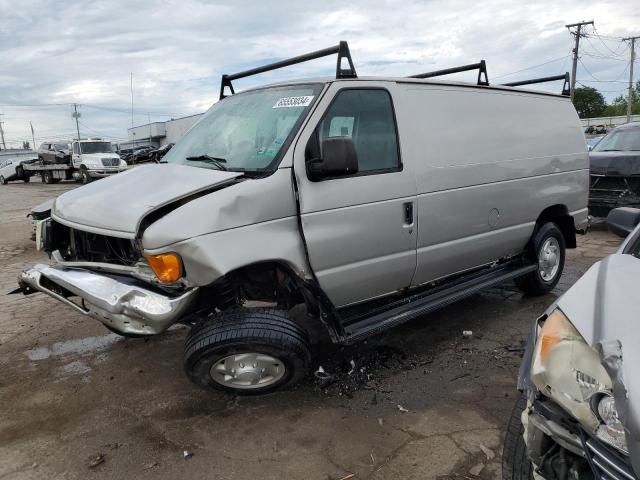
[273, 96, 314, 108]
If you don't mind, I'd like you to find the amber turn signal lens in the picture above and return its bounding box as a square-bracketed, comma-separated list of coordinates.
[146, 253, 182, 283]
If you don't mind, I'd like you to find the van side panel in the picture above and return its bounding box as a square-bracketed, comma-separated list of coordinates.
[393, 84, 588, 287]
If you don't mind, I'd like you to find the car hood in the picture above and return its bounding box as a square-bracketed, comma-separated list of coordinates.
[590, 151, 640, 177]
[53, 163, 243, 237]
[557, 254, 640, 471]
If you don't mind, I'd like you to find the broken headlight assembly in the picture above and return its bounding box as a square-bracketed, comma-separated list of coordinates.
[531, 309, 628, 454]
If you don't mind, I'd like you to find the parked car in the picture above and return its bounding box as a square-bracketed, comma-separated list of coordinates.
[37, 142, 71, 165]
[503, 222, 640, 480]
[16, 43, 589, 394]
[70, 138, 127, 184]
[0, 153, 37, 184]
[589, 122, 640, 217]
[587, 135, 605, 151]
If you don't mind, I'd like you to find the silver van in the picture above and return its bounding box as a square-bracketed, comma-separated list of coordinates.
[16, 42, 589, 394]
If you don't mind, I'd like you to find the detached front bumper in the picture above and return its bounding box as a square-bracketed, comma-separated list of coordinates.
[18, 264, 198, 336]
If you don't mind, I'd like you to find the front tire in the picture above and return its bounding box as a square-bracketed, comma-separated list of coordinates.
[184, 308, 311, 395]
[502, 394, 534, 480]
[41, 171, 54, 184]
[80, 167, 92, 185]
[0, 175, 6, 185]
[516, 222, 565, 296]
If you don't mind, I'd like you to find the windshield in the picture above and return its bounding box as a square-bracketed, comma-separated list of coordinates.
[80, 142, 113, 154]
[593, 127, 640, 152]
[163, 84, 322, 172]
[54, 143, 69, 150]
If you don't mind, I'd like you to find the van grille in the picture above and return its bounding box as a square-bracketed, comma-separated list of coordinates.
[585, 437, 637, 480]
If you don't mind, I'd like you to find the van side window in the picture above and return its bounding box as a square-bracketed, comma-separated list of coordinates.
[318, 89, 400, 174]
[73, 143, 79, 154]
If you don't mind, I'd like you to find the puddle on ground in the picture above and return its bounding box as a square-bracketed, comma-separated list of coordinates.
[25, 333, 122, 361]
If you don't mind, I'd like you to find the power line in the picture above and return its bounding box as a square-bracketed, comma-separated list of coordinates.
[492, 54, 571, 80]
[591, 26, 629, 56]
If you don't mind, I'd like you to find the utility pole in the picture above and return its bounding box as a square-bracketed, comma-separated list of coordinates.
[30, 121, 36, 150]
[566, 20, 594, 101]
[0, 114, 6, 150]
[72, 103, 81, 140]
[623, 36, 639, 123]
[148, 112, 152, 147]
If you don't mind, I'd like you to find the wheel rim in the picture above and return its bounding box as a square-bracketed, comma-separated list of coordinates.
[210, 352, 286, 390]
[538, 237, 560, 282]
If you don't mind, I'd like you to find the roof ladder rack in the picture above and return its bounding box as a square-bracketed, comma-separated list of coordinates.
[409, 60, 489, 86]
[219, 41, 357, 100]
[502, 73, 571, 96]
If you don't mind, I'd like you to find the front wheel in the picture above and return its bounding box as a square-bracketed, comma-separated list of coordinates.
[184, 308, 311, 395]
[502, 394, 534, 480]
[41, 171, 54, 184]
[0, 175, 6, 185]
[80, 167, 92, 185]
[516, 222, 565, 296]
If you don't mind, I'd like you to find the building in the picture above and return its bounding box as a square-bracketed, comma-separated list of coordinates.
[120, 113, 204, 151]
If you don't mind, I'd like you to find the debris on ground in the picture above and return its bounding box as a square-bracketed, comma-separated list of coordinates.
[479, 443, 495, 460]
[469, 462, 485, 476]
[397, 404, 409, 413]
[378, 418, 384, 426]
[183, 450, 193, 460]
[338, 474, 355, 480]
[142, 462, 159, 471]
[88, 453, 105, 469]
[462, 330, 473, 338]
[347, 360, 356, 375]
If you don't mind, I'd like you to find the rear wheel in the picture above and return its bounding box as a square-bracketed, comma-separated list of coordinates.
[516, 222, 565, 296]
[0, 175, 6, 185]
[23, 176, 30, 183]
[41, 171, 54, 184]
[184, 308, 311, 395]
[502, 394, 534, 480]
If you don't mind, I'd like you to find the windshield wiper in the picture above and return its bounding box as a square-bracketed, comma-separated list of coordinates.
[185, 155, 228, 171]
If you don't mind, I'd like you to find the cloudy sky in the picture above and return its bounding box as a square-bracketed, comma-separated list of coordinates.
[0, 0, 638, 148]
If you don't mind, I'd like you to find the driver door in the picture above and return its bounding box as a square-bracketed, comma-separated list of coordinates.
[293, 83, 417, 307]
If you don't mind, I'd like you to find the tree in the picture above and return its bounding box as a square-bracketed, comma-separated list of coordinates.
[573, 86, 606, 118]
[602, 81, 640, 117]
[22, 141, 30, 149]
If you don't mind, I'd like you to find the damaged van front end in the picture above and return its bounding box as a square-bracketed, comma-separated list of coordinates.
[505, 227, 640, 480]
[16, 162, 246, 336]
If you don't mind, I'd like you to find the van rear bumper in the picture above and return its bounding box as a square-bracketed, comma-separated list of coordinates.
[18, 264, 198, 336]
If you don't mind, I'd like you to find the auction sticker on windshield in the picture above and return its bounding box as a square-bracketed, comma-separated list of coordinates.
[273, 96, 314, 108]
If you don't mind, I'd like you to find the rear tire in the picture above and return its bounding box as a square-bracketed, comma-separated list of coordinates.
[502, 394, 534, 480]
[184, 308, 311, 395]
[23, 176, 30, 183]
[516, 222, 565, 296]
[0, 175, 6, 185]
[41, 171, 54, 184]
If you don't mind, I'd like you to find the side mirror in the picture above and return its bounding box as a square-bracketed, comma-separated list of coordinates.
[307, 137, 358, 181]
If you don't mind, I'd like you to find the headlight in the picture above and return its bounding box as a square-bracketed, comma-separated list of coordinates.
[146, 252, 182, 283]
[531, 309, 627, 453]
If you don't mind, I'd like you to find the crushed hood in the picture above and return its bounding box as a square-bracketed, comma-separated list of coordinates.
[53, 164, 242, 237]
[558, 254, 640, 471]
[590, 151, 640, 177]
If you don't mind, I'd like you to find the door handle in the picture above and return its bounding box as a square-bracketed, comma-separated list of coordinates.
[403, 202, 414, 226]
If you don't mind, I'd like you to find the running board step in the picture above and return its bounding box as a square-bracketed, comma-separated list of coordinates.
[342, 263, 536, 344]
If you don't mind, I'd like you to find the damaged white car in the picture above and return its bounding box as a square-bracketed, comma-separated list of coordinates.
[503, 223, 640, 480]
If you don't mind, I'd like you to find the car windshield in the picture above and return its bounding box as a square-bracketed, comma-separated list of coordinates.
[54, 143, 69, 150]
[592, 127, 640, 152]
[80, 142, 113, 154]
[162, 84, 322, 172]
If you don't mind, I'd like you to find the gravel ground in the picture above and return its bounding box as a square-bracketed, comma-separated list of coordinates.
[0, 179, 622, 480]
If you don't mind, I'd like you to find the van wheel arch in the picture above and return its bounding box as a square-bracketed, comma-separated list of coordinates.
[534, 204, 576, 249]
[194, 260, 340, 342]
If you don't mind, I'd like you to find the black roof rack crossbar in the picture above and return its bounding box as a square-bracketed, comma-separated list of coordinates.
[409, 60, 489, 86]
[219, 41, 357, 100]
[502, 73, 571, 96]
